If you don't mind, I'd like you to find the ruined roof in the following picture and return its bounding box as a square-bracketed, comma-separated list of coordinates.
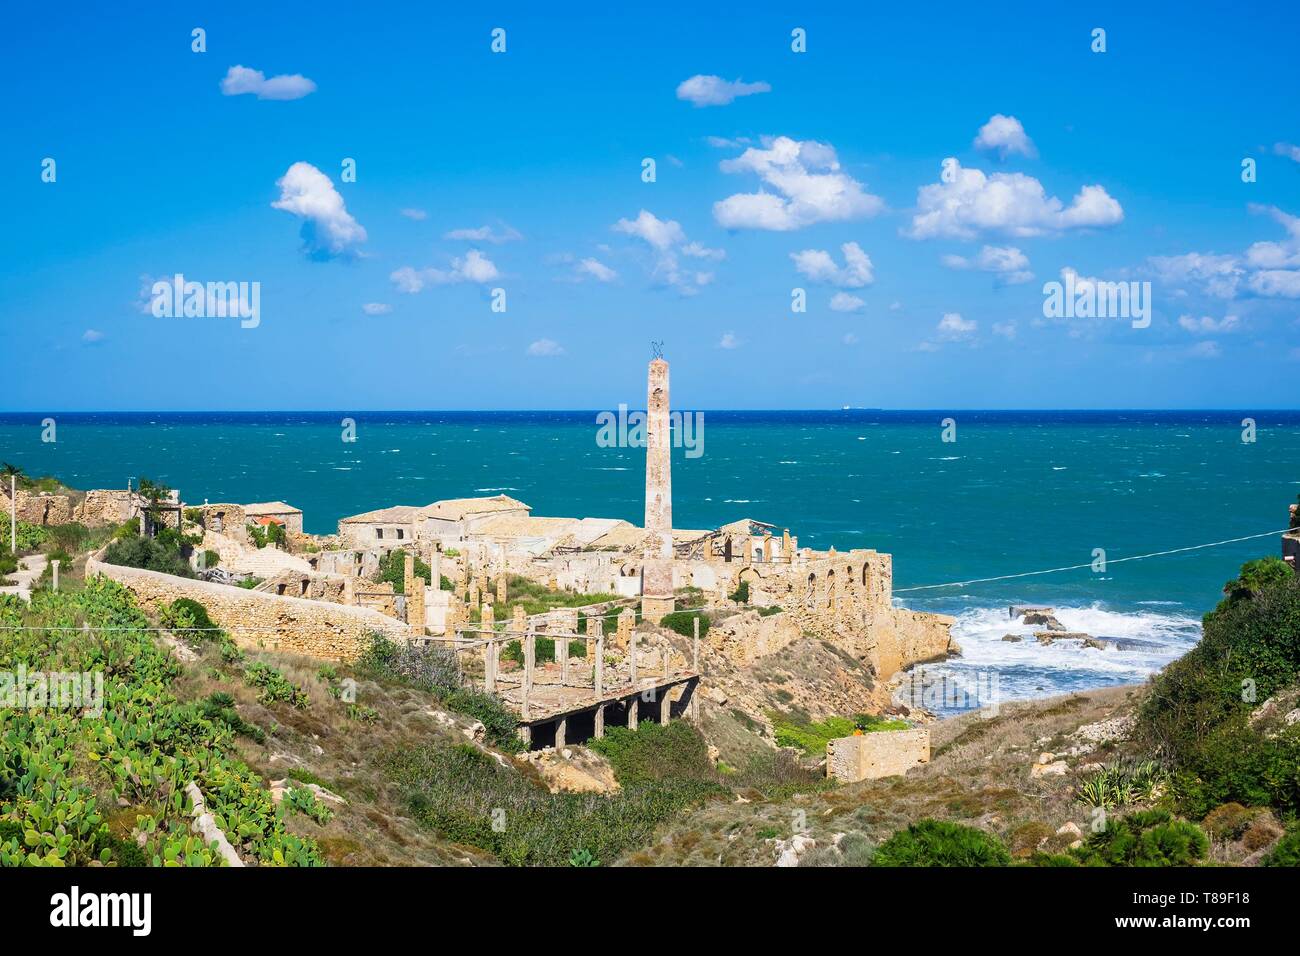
[717, 517, 777, 535]
[243, 501, 302, 516]
[418, 494, 531, 520]
[339, 505, 421, 524]
[474, 515, 578, 539]
[584, 523, 713, 551]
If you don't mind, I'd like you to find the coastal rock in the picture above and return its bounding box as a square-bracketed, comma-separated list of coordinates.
[1075, 713, 1135, 745]
[1035, 631, 1092, 645]
[1009, 605, 1053, 620]
[1022, 609, 1066, 630]
[1001, 633, 1022, 643]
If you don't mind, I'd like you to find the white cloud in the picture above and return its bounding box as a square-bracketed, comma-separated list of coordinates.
[1274, 142, 1300, 163]
[443, 224, 522, 244]
[390, 249, 500, 292]
[1177, 313, 1238, 333]
[1189, 340, 1221, 359]
[942, 244, 1033, 284]
[613, 210, 686, 250]
[1249, 270, 1300, 298]
[361, 303, 392, 315]
[676, 75, 770, 107]
[82, 329, 105, 344]
[992, 321, 1017, 339]
[575, 257, 618, 282]
[974, 114, 1037, 159]
[527, 339, 565, 357]
[611, 210, 716, 295]
[791, 242, 874, 288]
[907, 159, 1122, 239]
[937, 312, 977, 339]
[718, 332, 741, 349]
[830, 292, 865, 312]
[399, 208, 428, 221]
[220, 65, 316, 101]
[714, 136, 884, 231]
[272, 162, 367, 258]
[680, 241, 726, 261]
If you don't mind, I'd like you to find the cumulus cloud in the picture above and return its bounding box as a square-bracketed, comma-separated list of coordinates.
[718, 332, 741, 349]
[82, 329, 105, 344]
[1178, 313, 1238, 334]
[221, 65, 316, 100]
[941, 244, 1033, 284]
[527, 338, 565, 357]
[714, 136, 884, 231]
[272, 162, 367, 258]
[992, 321, 1017, 339]
[829, 292, 865, 312]
[1274, 142, 1300, 163]
[676, 75, 770, 107]
[1149, 206, 1300, 301]
[974, 114, 1037, 159]
[611, 209, 717, 295]
[390, 249, 500, 292]
[361, 303, 392, 315]
[443, 224, 522, 244]
[907, 159, 1122, 239]
[575, 257, 618, 282]
[937, 312, 977, 339]
[790, 242, 874, 287]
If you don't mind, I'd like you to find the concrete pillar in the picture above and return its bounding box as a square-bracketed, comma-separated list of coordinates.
[408, 577, 426, 632]
[628, 696, 639, 731]
[481, 601, 494, 631]
[522, 631, 535, 720]
[782, 528, 792, 562]
[428, 547, 442, 590]
[403, 553, 415, 597]
[616, 607, 635, 649]
[660, 690, 671, 724]
[790, 536, 798, 559]
[762, 533, 773, 563]
[51, 559, 60, 592]
[558, 632, 569, 686]
[594, 703, 605, 739]
[512, 604, 527, 635]
[484, 635, 497, 693]
[495, 573, 507, 606]
[641, 357, 675, 623]
[662, 646, 669, 677]
[629, 630, 638, 686]
[555, 715, 567, 749]
[742, 536, 752, 566]
[692, 615, 700, 671]
[588, 616, 604, 693]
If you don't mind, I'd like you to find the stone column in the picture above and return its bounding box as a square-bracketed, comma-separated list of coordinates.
[589, 617, 604, 695]
[742, 536, 752, 567]
[468, 581, 480, 609]
[616, 607, 635, 649]
[428, 547, 442, 590]
[403, 553, 415, 597]
[408, 577, 426, 633]
[51, 559, 60, 592]
[640, 357, 675, 623]
[555, 715, 567, 749]
[628, 696, 639, 731]
[522, 631, 535, 721]
[558, 631, 570, 685]
[782, 528, 792, 563]
[512, 604, 527, 635]
[629, 630, 638, 686]
[495, 573, 507, 606]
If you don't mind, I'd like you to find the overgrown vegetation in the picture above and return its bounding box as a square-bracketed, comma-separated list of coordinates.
[872, 819, 1011, 867]
[770, 712, 909, 755]
[1074, 760, 1169, 810]
[1138, 557, 1300, 818]
[1060, 810, 1209, 867]
[660, 609, 710, 639]
[0, 580, 324, 866]
[388, 722, 726, 866]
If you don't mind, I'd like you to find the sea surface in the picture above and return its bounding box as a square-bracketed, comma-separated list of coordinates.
[3, 410, 1298, 713]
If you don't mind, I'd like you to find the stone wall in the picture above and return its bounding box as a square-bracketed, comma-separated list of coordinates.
[826, 728, 930, 782]
[87, 554, 412, 662]
[1, 489, 74, 526]
[75, 489, 139, 527]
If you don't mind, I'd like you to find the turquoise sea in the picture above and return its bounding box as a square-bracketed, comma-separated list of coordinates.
[3, 410, 1298, 710]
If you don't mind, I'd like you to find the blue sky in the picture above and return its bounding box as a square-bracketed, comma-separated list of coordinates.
[2, 1, 1298, 411]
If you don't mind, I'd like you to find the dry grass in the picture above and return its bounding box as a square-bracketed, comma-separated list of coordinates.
[632, 684, 1148, 865]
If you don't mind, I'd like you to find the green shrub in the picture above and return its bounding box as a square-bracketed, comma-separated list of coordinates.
[588, 721, 719, 789]
[243, 662, 309, 708]
[1071, 809, 1208, 867]
[376, 549, 431, 594]
[660, 610, 709, 639]
[872, 819, 1011, 867]
[1262, 829, 1300, 866]
[102, 534, 193, 578]
[1138, 560, 1300, 817]
[160, 598, 219, 638]
[729, 580, 750, 603]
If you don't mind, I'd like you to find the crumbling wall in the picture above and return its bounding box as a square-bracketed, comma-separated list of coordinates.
[826, 728, 930, 782]
[1, 489, 74, 526]
[87, 554, 411, 661]
[74, 489, 140, 527]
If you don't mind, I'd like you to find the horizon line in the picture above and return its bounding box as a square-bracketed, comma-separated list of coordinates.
[2, 407, 1298, 416]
